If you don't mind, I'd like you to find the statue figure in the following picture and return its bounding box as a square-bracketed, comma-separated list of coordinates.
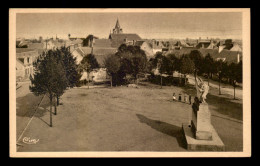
[195, 76, 209, 103]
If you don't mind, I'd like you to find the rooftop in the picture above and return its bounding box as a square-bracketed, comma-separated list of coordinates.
[165, 47, 242, 64]
[109, 33, 142, 48]
[77, 47, 118, 67]
[93, 39, 112, 48]
[16, 48, 37, 53]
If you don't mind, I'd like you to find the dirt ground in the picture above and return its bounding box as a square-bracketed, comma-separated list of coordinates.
[16, 81, 243, 152]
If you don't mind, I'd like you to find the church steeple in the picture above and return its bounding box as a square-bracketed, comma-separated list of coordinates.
[115, 18, 120, 28]
[113, 18, 123, 34]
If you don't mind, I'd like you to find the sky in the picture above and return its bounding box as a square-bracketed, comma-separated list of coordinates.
[16, 12, 242, 40]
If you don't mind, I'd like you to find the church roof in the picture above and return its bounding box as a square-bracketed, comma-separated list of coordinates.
[109, 34, 142, 48]
[93, 39, 112, 48]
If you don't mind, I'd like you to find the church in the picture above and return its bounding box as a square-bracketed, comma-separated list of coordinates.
[108, 19, 142, 48]
[86, 19, 142, 48]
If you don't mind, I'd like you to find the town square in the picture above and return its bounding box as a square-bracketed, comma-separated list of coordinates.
[10, 8, 251, 157]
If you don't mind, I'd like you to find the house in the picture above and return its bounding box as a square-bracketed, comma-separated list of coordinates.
[165, 47, 242, 64]
[172, 40, 192, 50]
[196, 40, 217, 49]
[72, 47, 118, 66]
[16, 48, 39, 81]
[72, 46, 117, 83]
[145, 40, 164, 54]
[27, 42, 45, 54]
[134, 41, 154, 59]
[65, 39, 83, 53]
[216, 39, 242, 52]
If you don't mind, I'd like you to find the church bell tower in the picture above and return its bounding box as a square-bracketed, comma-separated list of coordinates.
[113, 18, 123, 34]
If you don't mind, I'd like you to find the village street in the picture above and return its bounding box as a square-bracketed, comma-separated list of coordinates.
[16, 81, 243, 152]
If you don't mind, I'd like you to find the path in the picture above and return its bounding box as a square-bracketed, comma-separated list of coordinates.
[187, 75, 242, 100]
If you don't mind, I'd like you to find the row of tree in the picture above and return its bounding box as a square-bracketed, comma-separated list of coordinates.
[30, 46, 81, 127]
[148, 50, 242, 99]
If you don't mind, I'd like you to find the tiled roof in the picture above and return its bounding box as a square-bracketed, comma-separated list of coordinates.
[78, 47, 118, 67]
[174, 41, 190, 47]
[110, 34, 142, 48]
[18, 41, 31, 47]
[27, 43, 45, 49]
[196, 42, 211, 49]
[165, 48, 242, 64]
[145, 40, 164, 49]
[16, 48, 39, 58]
[16, 48, 37, 53]
[93, 39, 112, 48]
[134, 41, 145, 47]
[165, 47, 197, 58]
[16, 59, 25, 67]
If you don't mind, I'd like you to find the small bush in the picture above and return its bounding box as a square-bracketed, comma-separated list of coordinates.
[148, 74, 187, 86]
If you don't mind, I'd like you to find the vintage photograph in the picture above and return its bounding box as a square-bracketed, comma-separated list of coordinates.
[9, 8, 251, 157]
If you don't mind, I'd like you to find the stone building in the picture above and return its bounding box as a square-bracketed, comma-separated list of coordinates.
[16, 48, 39, 81]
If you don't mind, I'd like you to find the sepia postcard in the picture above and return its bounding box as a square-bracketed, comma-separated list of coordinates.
[9, 8, 251, 157]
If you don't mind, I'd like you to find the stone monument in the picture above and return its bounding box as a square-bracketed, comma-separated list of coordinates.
[182, 76, 225, 151]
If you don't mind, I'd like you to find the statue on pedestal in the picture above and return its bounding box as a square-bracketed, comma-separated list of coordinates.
[195, 76, 209, 103]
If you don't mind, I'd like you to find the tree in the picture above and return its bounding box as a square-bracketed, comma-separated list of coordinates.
[56, 46, 81, 105]
[189, 50, 203, 77]
[30, 50, 68, 127]
[202, 53, 214, 86]
[215, 60, 229, 95]
[83, 34, 94, 47]
[167, 54, 180, 73]
[180, 55, 195, 85]
[228, 61, 242, 99]
[104, 54, 121, 87]
[151, 52, 172, 88]
[115, 44, 147, 84]
[131, 51, 147, 83]
[79, 54, 99, 89]
[167, 53, 181, 85]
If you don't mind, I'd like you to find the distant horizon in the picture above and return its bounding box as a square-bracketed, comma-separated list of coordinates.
[16, 12, 242, 40]
[16, 36, 242, 41]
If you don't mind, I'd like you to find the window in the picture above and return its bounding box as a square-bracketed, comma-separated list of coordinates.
[27, 57, 30, 63]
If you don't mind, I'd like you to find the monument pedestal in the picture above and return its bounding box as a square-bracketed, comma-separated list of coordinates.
[191, 103, 212, 140]
[182, 101, 225, 151]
